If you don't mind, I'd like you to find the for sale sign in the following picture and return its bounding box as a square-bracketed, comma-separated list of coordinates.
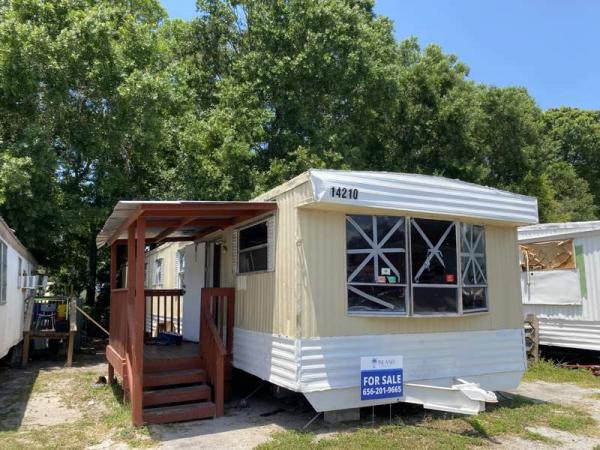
[360, 355, 404, 401]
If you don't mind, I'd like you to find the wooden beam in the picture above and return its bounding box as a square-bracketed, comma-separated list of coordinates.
[107, 205, 143, 246]
[140, 205, 277, 218]
[110, 243, 117, 290]
[154, 216, 202, 244]
[155, 218, 237, 244]
[140, 202, 277, 212]
[132, 218, 146, 427]
[146, 219, 234, 228]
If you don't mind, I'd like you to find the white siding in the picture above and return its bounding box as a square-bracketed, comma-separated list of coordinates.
[522, 233, 600, 350]
[0, 236, 36, 359]
[233, 327, 525, 394]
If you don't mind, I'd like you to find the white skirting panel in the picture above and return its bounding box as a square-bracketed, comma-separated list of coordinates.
[535, 318, 600, 351]
[233, 328, 298, 390]
[233, 328, 526, 397]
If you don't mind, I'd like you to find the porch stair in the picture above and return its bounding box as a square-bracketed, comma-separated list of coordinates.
[142, 355, 215, 424]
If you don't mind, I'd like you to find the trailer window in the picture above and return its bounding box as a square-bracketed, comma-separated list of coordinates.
[238, 221, 269, 274]
[153, 258, 163, 287]
[346, 215, 408, 314]
[411, 218, 458, 314]
[345, 215, 488, 316]
[461, 224, 488, 312]
[520, 240, 575, 271]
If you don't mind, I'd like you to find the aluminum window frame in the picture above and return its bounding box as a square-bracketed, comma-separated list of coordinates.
[238, 219, 270, 275]
[409, 218, 461, 316]
[345, 215, 489, 317]
[346, 215, 410, 316]
[153, 258, 163, 287]
[460, 223, 489, 314]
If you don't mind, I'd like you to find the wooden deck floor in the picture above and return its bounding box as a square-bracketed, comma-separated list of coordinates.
[144, 341, 198, 361]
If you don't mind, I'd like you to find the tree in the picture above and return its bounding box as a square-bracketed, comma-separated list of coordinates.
[0, 0, 178, 299]
[543, 107, 600, 207]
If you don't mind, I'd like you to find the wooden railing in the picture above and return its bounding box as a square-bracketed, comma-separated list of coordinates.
[200, 288, 235, 417]
[144, 289, 184, 337]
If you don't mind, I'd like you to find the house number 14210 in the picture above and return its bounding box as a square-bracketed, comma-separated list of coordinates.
[330, 186, 359, 199]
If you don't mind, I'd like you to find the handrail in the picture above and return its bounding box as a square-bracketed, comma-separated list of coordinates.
[144, 288, 184, 336]
[200, 287, 235, 417]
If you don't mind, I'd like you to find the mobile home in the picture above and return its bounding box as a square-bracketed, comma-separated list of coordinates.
[98, 170, 538, 425]
[519, 221, 600, 351]
[0, 217, 37, 360]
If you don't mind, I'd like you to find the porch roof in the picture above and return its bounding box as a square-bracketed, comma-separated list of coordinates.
[96, 200, 278, 248]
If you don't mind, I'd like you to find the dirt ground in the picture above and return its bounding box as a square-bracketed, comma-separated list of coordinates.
[499, 381, 600, 450]
[1, 355, 600, 449]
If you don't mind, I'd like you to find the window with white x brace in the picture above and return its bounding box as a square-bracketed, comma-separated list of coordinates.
[346, 215, 488, 316]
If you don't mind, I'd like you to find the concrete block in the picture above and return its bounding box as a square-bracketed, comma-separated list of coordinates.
[324, 408, 360, 424]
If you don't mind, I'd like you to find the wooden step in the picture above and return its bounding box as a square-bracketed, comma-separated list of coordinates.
[143, 368, 206, 388]
[144, 355, 202, 373]
[143, 384, 211, 407]
[143, 402, 215, 424]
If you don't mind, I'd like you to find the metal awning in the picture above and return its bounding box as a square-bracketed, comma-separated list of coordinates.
[96, 201, 278, 248]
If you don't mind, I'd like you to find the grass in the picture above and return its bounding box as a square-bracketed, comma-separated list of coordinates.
[256, 395, 597, 450]
[523, 359, 600, 388]
[0, 365, 154, 450]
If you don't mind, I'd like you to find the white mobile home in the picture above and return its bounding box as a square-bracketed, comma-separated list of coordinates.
[519, 221, 600, 351]
[0, 217, 37, 360]
[99, 169, 538, 425]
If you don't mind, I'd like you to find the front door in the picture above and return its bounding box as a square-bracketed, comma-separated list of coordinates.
[205, 240, 222, 288]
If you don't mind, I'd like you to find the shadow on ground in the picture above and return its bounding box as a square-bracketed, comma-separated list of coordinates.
[145, 371, 549, 449]
[0, 345, 106, 432]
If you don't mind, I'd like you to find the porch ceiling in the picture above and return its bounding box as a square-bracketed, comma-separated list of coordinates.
[96, 200, 277, 248]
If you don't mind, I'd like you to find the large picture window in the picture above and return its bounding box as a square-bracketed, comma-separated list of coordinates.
[346, 215, 488, 316]
[346, 215, 407, 314]
[411, 218, 458, 314]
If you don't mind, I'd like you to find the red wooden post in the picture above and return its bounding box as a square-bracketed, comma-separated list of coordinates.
[110, 243, 117, 290]
[132, 218, 146, 426]
[215, 355, 224, 417]
[126, 222, 141, 426]
[108, 243, 117, 382]
[127, 225, 136, 292]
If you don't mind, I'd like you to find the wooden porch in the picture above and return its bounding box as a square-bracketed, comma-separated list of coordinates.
[99, 201, 276, 426]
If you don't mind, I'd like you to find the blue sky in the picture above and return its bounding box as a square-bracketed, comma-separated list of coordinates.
[160, 0, 600, 110]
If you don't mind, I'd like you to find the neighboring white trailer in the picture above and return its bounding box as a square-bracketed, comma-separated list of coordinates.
[0, 217, 37, 359]
[519, 221, 600, 352]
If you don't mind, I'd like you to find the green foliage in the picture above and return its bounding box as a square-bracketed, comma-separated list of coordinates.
[0, 0, 598, 294]
[524, 359, 600, 389]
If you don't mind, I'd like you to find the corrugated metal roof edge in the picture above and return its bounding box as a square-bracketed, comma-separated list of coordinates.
[519, 221, 600, 242]
[309, 168, 538, 203]
[251, 168, 538, 205]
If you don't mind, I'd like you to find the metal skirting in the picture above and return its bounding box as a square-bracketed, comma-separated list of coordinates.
[536, 318, 600, 351]
[232, 328, 526, 394]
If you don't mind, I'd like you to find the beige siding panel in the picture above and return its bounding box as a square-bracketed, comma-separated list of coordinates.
[298, 209, 523, 338]
[487, 226, 523, 330]
[223, 181, 313, 337]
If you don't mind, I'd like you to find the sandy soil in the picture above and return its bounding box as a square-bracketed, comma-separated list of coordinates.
[498, 381, 600, 449]
[3, 358, 600, 449]
[0, 358, 105, 431]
